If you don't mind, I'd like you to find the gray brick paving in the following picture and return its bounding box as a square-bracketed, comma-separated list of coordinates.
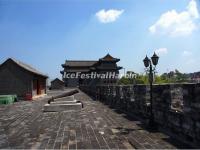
[0, 90, 189, 149]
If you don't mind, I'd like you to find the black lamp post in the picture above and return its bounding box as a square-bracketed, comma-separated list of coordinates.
[143, 52, 159, 129]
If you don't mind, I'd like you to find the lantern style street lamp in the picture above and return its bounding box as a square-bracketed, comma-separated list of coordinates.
[143, 52, 159, 129]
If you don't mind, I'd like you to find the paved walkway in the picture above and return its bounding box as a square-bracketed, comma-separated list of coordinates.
[0, 90, 188, 149]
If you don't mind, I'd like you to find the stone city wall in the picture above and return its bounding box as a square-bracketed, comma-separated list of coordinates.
[80, 83, 200, 147]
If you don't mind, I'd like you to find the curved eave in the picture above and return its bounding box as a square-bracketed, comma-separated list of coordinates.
[117, 66, 123, 70]
[99, 59, 120, 62]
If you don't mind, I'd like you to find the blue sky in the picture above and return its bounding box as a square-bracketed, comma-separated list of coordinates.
[0, 0, 200, 80]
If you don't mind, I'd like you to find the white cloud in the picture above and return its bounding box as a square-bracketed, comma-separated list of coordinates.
[96, 9, 124, 23]
[155, 48, 168, 56]
[187, 0, 199, 18]
[149, 0, 199, 37]
[182, 50, 192, 56]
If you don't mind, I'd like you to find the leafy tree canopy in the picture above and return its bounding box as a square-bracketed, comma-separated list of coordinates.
[118, 69, 191, 85]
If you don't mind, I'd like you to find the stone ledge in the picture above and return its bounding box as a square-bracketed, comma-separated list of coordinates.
[51, 100, 77, 104]
[43, 103, 82, 112]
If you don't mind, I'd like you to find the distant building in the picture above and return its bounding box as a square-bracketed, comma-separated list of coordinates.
[189, 72, 200, 83]
[60, 54, 122, 87]
[0, 58, 48, 100]
[51, 78, 65, 90]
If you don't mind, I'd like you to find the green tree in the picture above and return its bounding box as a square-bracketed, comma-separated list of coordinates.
[118, 69, 190, 85]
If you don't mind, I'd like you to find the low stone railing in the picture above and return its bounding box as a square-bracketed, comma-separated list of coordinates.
[80, 83, 200, 147]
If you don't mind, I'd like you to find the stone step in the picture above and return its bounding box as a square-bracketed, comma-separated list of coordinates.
[51, 100, 77, 104]
[43, 103, 82, 112]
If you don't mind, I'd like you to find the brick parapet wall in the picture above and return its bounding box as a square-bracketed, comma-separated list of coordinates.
[80, 83, 200, 147]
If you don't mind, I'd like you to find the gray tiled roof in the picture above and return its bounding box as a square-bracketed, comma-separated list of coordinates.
[51, 78, 64, 83]
[99, 53, 120, 62]
[2, 58, 48, 78]
[64, 61, 97, 67]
